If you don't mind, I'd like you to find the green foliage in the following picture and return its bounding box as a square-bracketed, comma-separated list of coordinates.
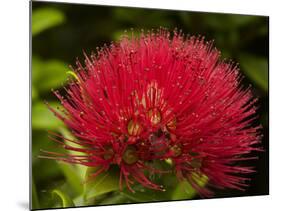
[32, 85, 38, 100]
[171, 180, 197, 200]
[239, 54, 268, 91]
[82, 163, 200, 205]
[32, 102, 63, 130]
[52, 189, 75, 207]
[58, 128, 88, 178]
[118, 161, 199, 203]
[121, 185, 170, 202]
[32, 177, 40, 209]
[99, 193, 130, 204]
[113, 8, 172, 28]
[32, 56, 69, 93]
[84, 166, 120, 203]
[172, 174, 208, 200]
[229, 15, 257, 26]
[31, 2, 268, 209]
[119, 176, 199, 203]
[57, 162, 84, 195]
[32, 7, 65, 36]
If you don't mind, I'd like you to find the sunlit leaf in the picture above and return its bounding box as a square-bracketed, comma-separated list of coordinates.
[57, 162, 84, 195]
[52, 189, 75, 207]
[58, 128, 88, 179]
[84, 166, 120, 202]
[32, 7, 65, 36]
[239, 54, 268, 91]
[73, 195, 85, 207]
[32, 101, 63, 130]
[172, 173, 208, 200]
[171, 180, 197, 200]
[33, 58, 69, 93]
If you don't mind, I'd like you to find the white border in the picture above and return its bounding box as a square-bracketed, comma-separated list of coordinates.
[1, 0, 280, 210]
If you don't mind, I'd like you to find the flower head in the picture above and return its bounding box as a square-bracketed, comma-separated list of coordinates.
[42, 29, 262, 196]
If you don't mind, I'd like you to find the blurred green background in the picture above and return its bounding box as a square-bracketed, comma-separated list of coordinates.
[31, 1, 269, 209]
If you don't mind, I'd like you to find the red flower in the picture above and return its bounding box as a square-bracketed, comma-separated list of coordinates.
[42, 29, 262, 196]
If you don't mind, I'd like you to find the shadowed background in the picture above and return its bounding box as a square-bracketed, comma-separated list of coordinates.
[31, 1, 269, 209]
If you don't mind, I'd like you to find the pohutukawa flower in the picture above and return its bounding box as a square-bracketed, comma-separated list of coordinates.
[42, 28, 262, 196]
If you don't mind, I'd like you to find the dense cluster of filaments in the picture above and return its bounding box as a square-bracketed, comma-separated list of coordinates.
[43, 29, 262, 196]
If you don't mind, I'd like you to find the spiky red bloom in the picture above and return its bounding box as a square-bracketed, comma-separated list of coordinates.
[43, 29, 262, 196]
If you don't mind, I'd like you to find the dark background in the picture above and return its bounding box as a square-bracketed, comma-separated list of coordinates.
[32, 1, 269, 209]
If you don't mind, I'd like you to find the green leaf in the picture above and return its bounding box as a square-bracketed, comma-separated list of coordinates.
[239, 54, 268, 91]
[32, 56, 42, 83]
[32, 130, 64, 182]
[84, 166, 120, 202]
[32, 85, 38, 101]
[57, 161, 84, 195]
[171, 180, 197, 200]
[32, 101, 63, 130]
[229, 15, 258, 26]
[120, 169, 176, 202]
[113, 9, 172, 29]
[58, 128, 88, 179]
[203, 14, 258, 30]
[32, 7, 65, 36]
[73, 195, 85, 207]
[100, 193, 130, 205]
[52, 189, 75, 207]
[32, 177, 40, 209]
[172, 173, 208, 200]
[121, 187, 170, 202]
[32, 58, 69, 93]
